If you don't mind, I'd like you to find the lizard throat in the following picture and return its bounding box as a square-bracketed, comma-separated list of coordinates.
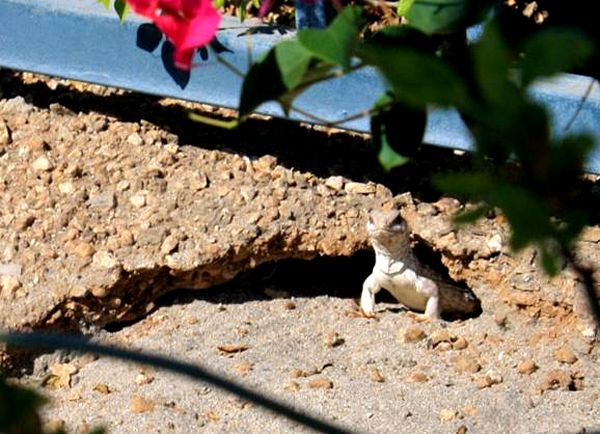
[369, 232, 412, 259]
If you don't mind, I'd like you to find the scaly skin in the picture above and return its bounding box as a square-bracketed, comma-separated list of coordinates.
[360, 209, 480, 319]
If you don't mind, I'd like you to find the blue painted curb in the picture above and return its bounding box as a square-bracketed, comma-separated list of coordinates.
[1, 0, 599, 172]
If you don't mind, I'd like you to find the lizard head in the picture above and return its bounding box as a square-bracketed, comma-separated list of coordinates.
[367, 209, 408, 239]
[367, 208, 411, 257]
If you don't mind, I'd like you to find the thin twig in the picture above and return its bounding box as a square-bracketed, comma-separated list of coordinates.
[564, 78, 597, 132]
[0, 331, 357, 434]
[214, 52, 245, 78]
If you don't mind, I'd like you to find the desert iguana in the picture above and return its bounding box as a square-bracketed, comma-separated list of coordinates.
[360, 209, 480, 320]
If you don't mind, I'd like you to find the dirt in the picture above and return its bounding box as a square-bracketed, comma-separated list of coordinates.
[1, 69, 600, 433]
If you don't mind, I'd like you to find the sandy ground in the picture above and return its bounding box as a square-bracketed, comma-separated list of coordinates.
[28, 261, 600, 434]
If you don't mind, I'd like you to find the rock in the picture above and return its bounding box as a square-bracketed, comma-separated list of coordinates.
[475, 370, 502, 389]
[308, 378, 333, 389]
[439, 408, 457, 422]
[540, 369, 574, 393]
[284, 381, 300, 391]
[129, 193, 146, 208]
[401, 327, 426, 344]
[452, 336, 469, 350]
[554, 346, 578, 364]
[134, 371, 154, 385]
[233, 361, 253, 375]
[72, 241, 95, 259]
[126, 133, 144, 146]
[454, 354, 481, 374]
[0, 118, 11, 146]
[0, 263, 22, 277]
[369, 368, 385, 383]
[407, 371, 429, 383]
[130, 395, 155, 413]
[344, 182, 376, 195]
[58, 181, 75, 195]
[322, 332, 344, 348]
[324, 176, 345, 191]
[32, 155, 54, 172]
[88, 191, 116, 210]
[517, 359, 537, 375]
[0, 275, 21, 298]
[160, 235, 180, 255]
[92, 251, 119, 269]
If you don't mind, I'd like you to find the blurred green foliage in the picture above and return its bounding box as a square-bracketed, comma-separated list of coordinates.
[238, 1, 597, 274]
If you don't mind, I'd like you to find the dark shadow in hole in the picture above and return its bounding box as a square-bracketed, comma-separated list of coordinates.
[411, 238, 482, 320]
[102, 253, 374, 333]
[158, 252, 375, 308]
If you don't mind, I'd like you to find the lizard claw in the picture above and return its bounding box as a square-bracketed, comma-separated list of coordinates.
[346, 307, 377, 319]
[406, 311, 434, 323]
[360, 308, 377, 319]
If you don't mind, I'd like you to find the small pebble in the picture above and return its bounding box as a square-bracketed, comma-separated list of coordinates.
[129, 193, 146, 208]
[517, 359, 537, 375]
[475, 370, 502, 389]
[369, 368, 385, 383]
[284, 381, 300, 392]
[323, 332, 345, 348]
[454, 355, 481, 374]
[402, 326, 426, 343]
[308, 378, 333, 389]
[540, 369, 574, 393]
[32, 155, 53, 172]
[439, 408, 457, 422]
[130, 395, 155, 413]
[407, 371, 429, 383]
[554, 346, 578, 364]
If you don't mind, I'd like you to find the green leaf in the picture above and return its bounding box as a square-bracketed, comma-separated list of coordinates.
[297, 6, 365, 69]
[114, 0, 129, 22]
[0, 376, 47, 433]
[471, 21, 516, 106]
[397, 0, 416, 16]
[407, 0, 494, 35]
[454, 205, 489, 224]
[98, 0, 111, 9]
[275, 40, 314, 89]
[239, 45, 331, 116]
[360, 44, 473, 110]
[239, 48, 288, 116]
[378, 137, 410, 171]
[540, 244, 559, 276]
[436, 172, 555, 250]
[369, 25, 435, 52]
[549, 134, 594, 178]
[520, 28, 595, 87]
[371, 91, 426, 171]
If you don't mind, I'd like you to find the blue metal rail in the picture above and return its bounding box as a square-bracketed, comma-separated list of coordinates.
[1, 0, 599, 171]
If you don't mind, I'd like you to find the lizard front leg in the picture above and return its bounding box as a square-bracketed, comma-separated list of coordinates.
[360, 273, 381, 317]
[416, 276, 441, 320]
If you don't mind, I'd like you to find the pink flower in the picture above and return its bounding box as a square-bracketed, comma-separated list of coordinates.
[127, 0, 221, 70]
